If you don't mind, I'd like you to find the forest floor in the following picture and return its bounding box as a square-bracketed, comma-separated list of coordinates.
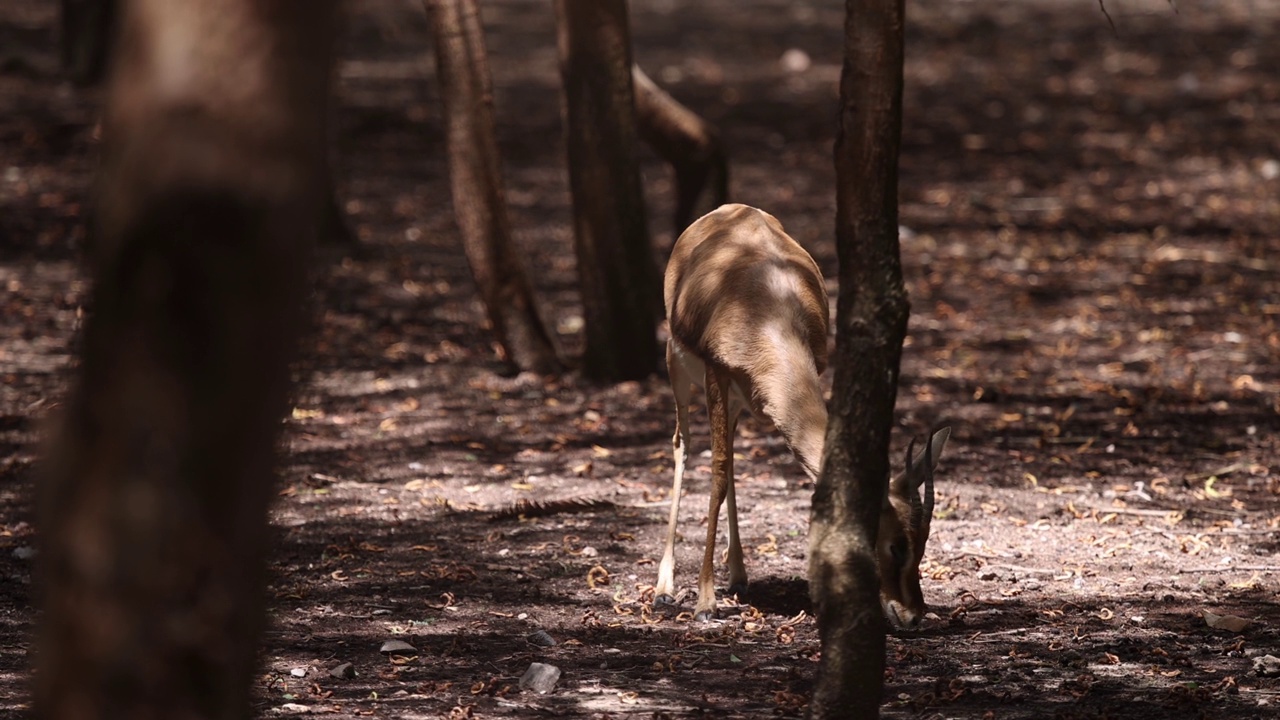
[2, 0, 1279, 718]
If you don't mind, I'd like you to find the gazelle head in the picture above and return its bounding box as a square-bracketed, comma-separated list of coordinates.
[877, 426, 950, 630]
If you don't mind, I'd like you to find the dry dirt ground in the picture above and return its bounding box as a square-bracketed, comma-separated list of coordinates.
[2, 0, 1279, 718]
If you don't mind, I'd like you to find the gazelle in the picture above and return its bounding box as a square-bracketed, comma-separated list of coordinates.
[655, 203, 950, 626]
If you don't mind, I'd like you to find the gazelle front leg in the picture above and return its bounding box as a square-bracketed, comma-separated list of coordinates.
[655, 340, 692, 604]
[696, 363, 737, 620]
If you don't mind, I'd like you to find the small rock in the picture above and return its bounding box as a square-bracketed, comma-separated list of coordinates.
[527, 629, 557, 647]
[379, 639, 418, 655]
[519, 662, 562, 694]
[276, 703, 311, 714]
[12, 547, 35, 561]
[1203, 610, 1251, 633]
[329, 662, 356, 679]
[978, 569, 1000, 581]
[289, 667, 307, 678]
[1252, 655, 1280, 678]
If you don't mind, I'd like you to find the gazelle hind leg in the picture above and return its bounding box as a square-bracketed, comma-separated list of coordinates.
[727, 412, 747, 597]
[655, 340, 692, 604]
[724, 396, 746, 601]
[695, 364, 733, 620]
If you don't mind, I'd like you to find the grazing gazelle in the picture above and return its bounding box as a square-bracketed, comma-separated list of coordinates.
[655, 203, 950, 626]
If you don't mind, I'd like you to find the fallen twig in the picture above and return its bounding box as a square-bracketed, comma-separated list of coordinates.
[1087, 506, 1180, 518]
[988, 563, 1060, 577]
[1184, 462, 1247, 482]
[1176, 565, 1280, 574]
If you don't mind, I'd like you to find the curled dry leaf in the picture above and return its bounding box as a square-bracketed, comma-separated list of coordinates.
[426, 592, 456, 610]
[755, 534, 779, 556]
[586, 565, 610, 588]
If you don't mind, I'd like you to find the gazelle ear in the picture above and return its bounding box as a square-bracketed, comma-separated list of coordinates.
[926, 426, 950, 471]
[911, 426, 951, 472]
[921, 426, 949, 520]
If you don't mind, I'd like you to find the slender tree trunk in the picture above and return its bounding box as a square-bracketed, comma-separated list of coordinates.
[35, 2, 336, 718]
[427, 0, 562, 375]
[807, 0, 908, 718]
[554, 0, 660, 381]
[632, 65, 729, 233]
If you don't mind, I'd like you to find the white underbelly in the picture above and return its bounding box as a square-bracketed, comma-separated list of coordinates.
[670, 339, 753, 417]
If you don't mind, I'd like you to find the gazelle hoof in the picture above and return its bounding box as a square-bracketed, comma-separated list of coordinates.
[693, 609, 716, 622]
[654, 593, 679, 608]
[727, 582, 749, 602]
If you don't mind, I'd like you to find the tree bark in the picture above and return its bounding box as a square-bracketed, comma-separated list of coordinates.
[427, 0, 562, 375]
[35, 2, 336, 718]
[59, 0, 355, 256]
[807, 0, 908, 717]
[554, 0, 660, 381]
[632, 65, 729, 233]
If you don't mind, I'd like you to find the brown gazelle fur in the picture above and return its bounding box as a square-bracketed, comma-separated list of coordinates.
[655, 203, 950, 624]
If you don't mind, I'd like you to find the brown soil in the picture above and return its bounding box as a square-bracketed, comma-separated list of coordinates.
[2, 0, 1278, 718]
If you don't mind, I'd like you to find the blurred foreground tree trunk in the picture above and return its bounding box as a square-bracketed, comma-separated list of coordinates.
[807, 0, 909, 717]
[58, 0, 354, 252]
[427, 0, 563, 375]
[554, 0, 660, 381]
[36, 1, 336, 718]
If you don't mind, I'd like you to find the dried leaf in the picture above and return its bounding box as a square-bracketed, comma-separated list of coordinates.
[586, 565, 610, 588]
[1202, 610, 1251, 633]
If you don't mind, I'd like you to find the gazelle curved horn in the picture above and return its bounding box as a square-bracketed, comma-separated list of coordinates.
[904, 436, 918, 488]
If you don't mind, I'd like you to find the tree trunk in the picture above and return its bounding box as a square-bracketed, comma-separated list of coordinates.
[632, 65, 729, 233]
[35, 1, 336, 718]
[807, 0, 908, 718]
[59, 0, 354, 256]
[427, 0, 562, 375]
[554, 0, 660, 381]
